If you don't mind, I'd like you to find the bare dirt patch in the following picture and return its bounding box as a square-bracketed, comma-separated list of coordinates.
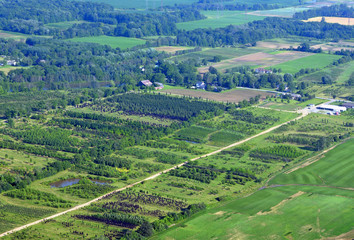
[161, 88, 274, 103]
[213, 211, 226, 216]
[256, 191, 305, 216]
[198, 51, 312, 73]
[304, 17, 354, 26]
[154, 46, 192, 54]
[324, 229, 354, 240]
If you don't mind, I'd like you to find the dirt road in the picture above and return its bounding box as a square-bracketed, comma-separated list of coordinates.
[0, 112, 307, 238]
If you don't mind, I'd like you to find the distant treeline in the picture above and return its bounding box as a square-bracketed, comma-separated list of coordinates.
[294, 4, 354, 20]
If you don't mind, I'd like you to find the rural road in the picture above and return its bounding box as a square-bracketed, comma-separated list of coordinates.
[0, 111, 307, 238]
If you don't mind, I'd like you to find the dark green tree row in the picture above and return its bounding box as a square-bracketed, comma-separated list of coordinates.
[106, 93, 226, 121]
[294, 4, 354, 20]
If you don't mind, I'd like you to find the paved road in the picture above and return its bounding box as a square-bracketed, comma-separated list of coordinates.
[0, 112, 307, 238]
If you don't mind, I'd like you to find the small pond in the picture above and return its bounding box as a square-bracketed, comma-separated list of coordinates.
[50, 178, 110, 188]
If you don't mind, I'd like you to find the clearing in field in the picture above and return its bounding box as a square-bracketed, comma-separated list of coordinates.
[0, 30, 50, 40]
[45, 21, 90, 30]
[271, 53, 342, 74]
[161, 88, 273, 103]
[304, 16, 354, 26]
[198, 51, 312, 73]
[177, 11, 265, 31]
[67, 36, 146, 49]
[311, 40, 354, 52]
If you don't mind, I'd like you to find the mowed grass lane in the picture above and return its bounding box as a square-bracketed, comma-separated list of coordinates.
[270, 138, 354, 188]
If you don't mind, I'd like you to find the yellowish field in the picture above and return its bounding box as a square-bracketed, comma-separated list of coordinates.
[154, 46, 193, 54]
[304, 16, 354, 26]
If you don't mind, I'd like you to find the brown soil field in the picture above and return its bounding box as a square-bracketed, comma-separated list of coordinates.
[304, 17, 354, 26]
[198, 51, 312, 74]
[154, 46, 192, 54]
[161, 88, 274, 103]
[312, 40, 354, 52]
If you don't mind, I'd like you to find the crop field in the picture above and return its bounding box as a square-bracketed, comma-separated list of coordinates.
[247, 7, 308, 18]
[312, 40, 354, 52]
[271, 53, 342, 74]
[0, 91, 353, 239]
[152, 114, 354, 240]
[177, 11, 265, 31]
[197, 51, 313, 73]
[270, 138, 354, 188]
[0, 30, 50, 40]
[45, 21, 89, 30]
[161, 88, 274, 103]
[304, 16, 354, 26]
[67, 36, 146, 49]
[171, 47, 263, 62]
[72, 0, 195, 9]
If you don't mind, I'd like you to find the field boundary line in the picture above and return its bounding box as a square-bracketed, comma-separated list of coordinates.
[0, 112, 306, 238]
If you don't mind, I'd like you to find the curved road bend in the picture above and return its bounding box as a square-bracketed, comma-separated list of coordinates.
[0, 112, 307, 238]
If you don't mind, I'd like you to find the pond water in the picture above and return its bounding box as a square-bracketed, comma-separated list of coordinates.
[50, 178, 110, 188]
[184, 140, 200, 144]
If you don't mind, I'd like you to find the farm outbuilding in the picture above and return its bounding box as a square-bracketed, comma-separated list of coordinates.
[316, 105, 347, 112]
[342, 102, 354, 109]
[138, 80, 153, 87]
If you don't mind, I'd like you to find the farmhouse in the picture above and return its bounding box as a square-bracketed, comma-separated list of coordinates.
[138, 80, 153, 87]
[342, 102, 354, 109]
[255, 68, 273, 74]
[6, 60, 17, 66]
[316, 105, 346, 112]
[279, 93, 302, 100]
[196, 81, 206, 90]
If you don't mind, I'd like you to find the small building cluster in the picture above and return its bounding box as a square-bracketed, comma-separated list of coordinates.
[254, 68, 273, 74]
[138, 80, 164, 90]
[316, 104, 347, 115]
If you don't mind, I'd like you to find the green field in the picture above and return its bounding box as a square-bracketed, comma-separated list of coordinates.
[45, 21, 89, 30]
[272, 54, 342, 74]
[67, 36, 146, 49]
[270, 138, 354, 188]
[154, 138, 354, 240]
[177, 11, 265, 31]
[248, 7, 308, 17]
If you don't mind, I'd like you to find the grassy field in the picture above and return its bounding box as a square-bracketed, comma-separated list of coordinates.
[198, 51, 312, 73]
[0, 66, 27, 75]
[247, 7, 308, 18]
[270, 138, 354, 188]
[0, 30, 50, 40]
[45, 21, 89, 30]
[154, 186, 353, 240]
[161, 88, 274, 103]
[259, 98, 327, 111]
[177, 11, 265, 31]
[271, 53, 342, 74]
[171, 47, 264, 63]
[67, 36, 146, 49]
